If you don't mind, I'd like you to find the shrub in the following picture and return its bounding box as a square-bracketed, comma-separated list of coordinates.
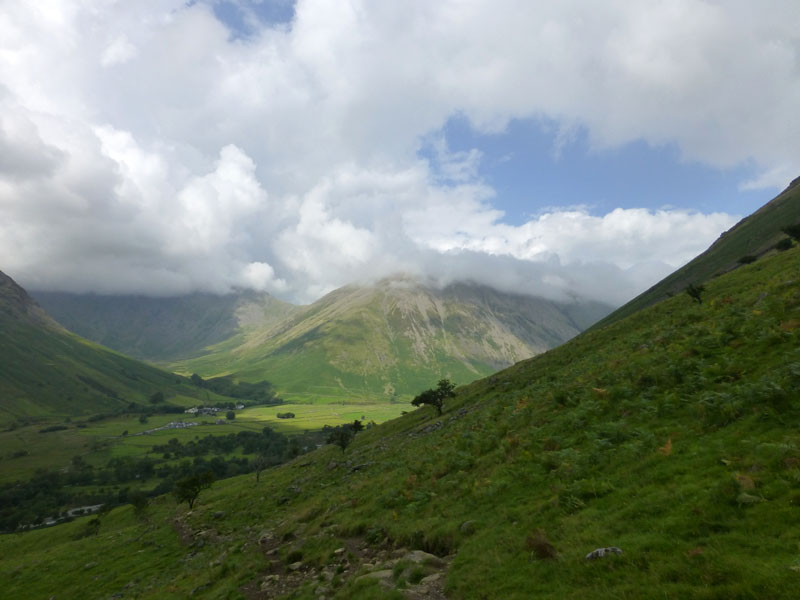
[775, 237, 794, 251]
[738, 255, 757, 264]
[686, 283, 706, 304]
[285, 549, 303, 563]
[526, 529, 558, 560]
[38, 425, 68, 433]
[782, 224, 800, 242]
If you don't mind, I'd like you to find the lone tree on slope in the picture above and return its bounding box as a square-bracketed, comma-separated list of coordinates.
[173, 472, 215, 509]
[411, 379, 456, 416]
[326, 420, 364, 453]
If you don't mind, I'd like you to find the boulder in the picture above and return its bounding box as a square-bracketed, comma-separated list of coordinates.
[585, 546, 623, 560]
[403, 550, 445, 568]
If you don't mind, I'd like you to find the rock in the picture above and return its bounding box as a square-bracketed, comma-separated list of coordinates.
[403, 550, 445, 568]
[333, 547, 345, 555]
[213, 511, 226, 519]
[459, 520, 476, 535]
[288, 561, 303, 571]
[737, 492, 765, 504]
[420, 572, 442, 585]
[356, 569, 394, 583]
[83, 562, 98, 570]
[258, 531, 274, 545]
[585, 546, 623, 560]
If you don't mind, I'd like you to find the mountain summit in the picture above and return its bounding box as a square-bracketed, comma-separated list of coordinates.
[170, 276, 611, 399]
[0, 270, 58, 329]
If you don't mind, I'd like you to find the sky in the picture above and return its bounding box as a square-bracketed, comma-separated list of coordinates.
[1, 0, 798, 306]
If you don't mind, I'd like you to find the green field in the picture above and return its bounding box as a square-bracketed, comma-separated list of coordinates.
[241, 402, 407, 433]
[1, 401, 408, 484]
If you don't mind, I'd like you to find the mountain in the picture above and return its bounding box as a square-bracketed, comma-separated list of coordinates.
[32, 289, 298, 361]
[0, 270, 231, 425]
[169, 277, 613, 400]
[594, 174, 800, 328]
[4, 228, 799, 599]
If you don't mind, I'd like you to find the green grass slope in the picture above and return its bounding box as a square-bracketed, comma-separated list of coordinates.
[4, 244, 799, 598]
[171, 277, 611, 402]
[0, 271, 230, 426]
[32, 290, 298, 361]
[594, 176, 800, 329]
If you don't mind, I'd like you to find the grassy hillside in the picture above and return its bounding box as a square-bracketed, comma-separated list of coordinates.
[0, 271, 235, 426]
[4, 243, 798, 598]
[171, 278, 611, 402]
[32, 290, 298, 361]
[594, 176, 800, 328]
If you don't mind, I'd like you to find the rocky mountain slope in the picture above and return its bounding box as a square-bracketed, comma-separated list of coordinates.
[170, 277, 612, 400]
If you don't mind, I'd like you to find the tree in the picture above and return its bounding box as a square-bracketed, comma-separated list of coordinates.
[226, 410, 236, 420]
[328, 427, 353, 453]
[173, 472, 215, 509]
[149, 391, 164, 404]
[782, 224, 800, 242]
[351, 419, 364, 433]
[411, 379, 456, 416]
[252, 454, 270, 482]
[129, 491, 149, 520]
[685, 283, 705, 305]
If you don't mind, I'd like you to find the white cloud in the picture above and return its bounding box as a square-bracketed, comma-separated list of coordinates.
[0, 1, 793, 306]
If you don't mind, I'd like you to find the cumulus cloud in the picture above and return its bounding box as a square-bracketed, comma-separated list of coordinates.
[0, 1, 793, 305]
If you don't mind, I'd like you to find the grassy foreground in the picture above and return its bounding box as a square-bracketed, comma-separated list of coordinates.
[2, 246, 800, 599]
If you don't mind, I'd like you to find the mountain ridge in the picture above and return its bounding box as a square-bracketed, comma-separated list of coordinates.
[32, 289, 298, 362]
[169, 276, 612, 399]
[593, 176, 800, 328]
[0, 270, 239, 424]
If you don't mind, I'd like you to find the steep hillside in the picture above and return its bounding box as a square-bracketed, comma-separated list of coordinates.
[4, 238, 798, 599]
[171, 277, 611, 400]
[32, 290, 298, 361]
[0, 271, 232, 425]
[594, 175, 800, 328]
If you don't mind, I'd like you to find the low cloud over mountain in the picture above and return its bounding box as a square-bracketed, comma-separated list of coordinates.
[3, 1, 795, 305]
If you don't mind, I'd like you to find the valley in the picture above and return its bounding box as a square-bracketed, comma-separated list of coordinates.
[1, 181, 798, 598]
[3, 4, 797, 598]
[1, 235, 798, 598]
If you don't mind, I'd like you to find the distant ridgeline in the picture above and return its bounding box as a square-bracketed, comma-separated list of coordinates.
[34, 279, 612, 402]
[594, 173, 800, 328]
